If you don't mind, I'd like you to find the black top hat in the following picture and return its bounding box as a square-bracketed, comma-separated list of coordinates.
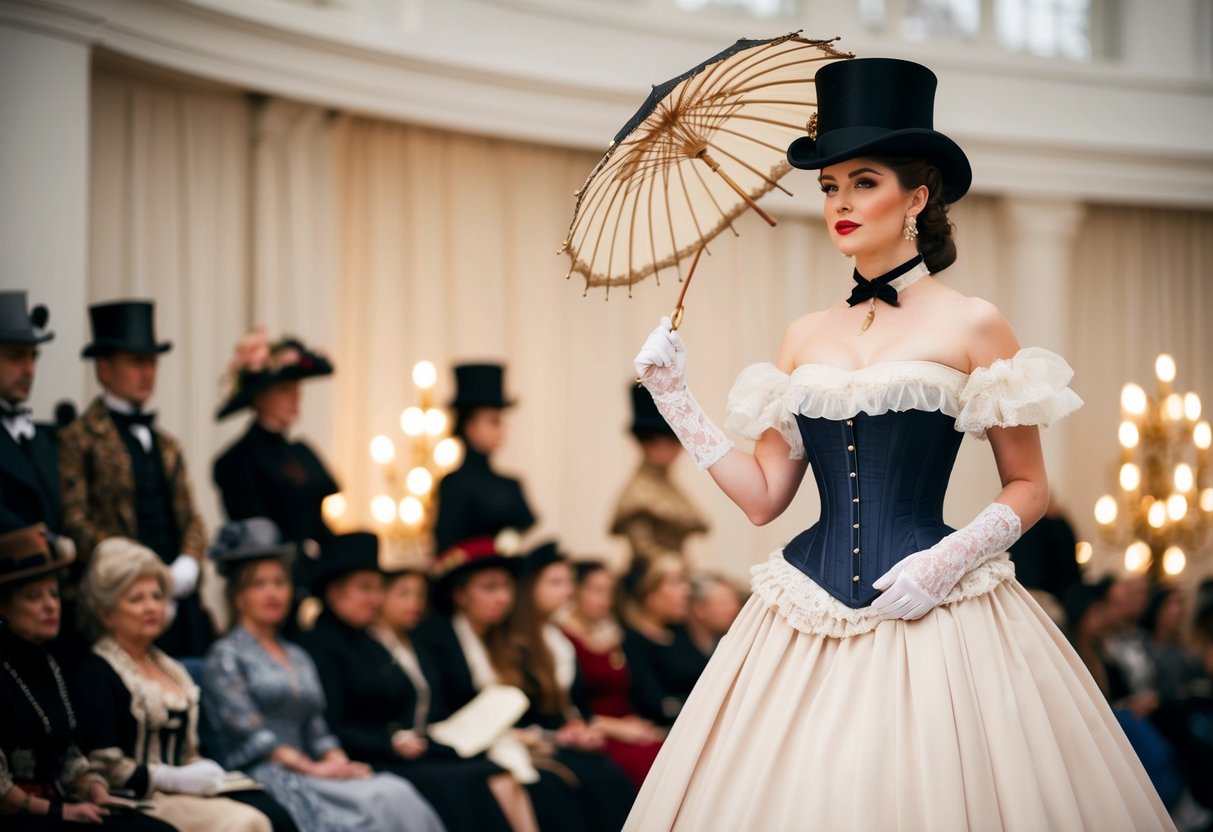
[216, 337, 334, 420]
[81, 300, 172, 358]
[449, 364, 514, 410]
[308, 531, 380, 594]
[0, 292, 53, 345]
[629, 383, 675, 438]
[521, 541, 568, 578]
[0, 523, 75, 586]
[208, 518, 296, 578]
[786, 58, 972, 203]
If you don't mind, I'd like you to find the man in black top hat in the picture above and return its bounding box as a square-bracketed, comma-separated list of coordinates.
[433, 363, 535, 555]
[0, 292, 64, 536]
[58, 300, 213, 656]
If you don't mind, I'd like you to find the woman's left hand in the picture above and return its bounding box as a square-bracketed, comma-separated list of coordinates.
[85, 779, 111, 806]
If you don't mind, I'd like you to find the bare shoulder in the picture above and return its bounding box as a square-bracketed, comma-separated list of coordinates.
[777, 310, 828, 371]
[947, 294, 1020, 369]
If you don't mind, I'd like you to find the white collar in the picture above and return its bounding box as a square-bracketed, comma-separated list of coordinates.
[103, 392, 141, 415]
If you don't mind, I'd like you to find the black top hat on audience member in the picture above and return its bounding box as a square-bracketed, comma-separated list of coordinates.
[521, 540, 568, 578]
[308, 531, 380, 595]
[786, 58, 972, 203]
[449, 363, 514, 410]
[0, 292, 54, 345]
[0, 523, 75, 587]
[429, 535, 524, 613]
[207, 518, 297, 579]
[216, 337, 334, 420]
[629, 383, 675, 439]
[81, 300, 173, 358]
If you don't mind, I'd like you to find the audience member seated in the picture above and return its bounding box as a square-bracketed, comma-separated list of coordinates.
[619, 555, 706, 727]
[201, 522, 444, 832]
[72, 537, 293, 832]
[559, 560, 662, 789]
[685, 572, 742, 660]
[0, 524, 175, 830]
[505, 543, 635, 830]
[302, 532, 533, 832]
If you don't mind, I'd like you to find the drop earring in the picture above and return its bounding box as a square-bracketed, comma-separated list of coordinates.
[903, 214, 918, 241]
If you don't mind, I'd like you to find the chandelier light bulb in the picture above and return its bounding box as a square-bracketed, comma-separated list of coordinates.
[1120, 383, 1147, 416]
[1117, 422, 1139, 449]
[1155, 353, 1176, 384]
[371, 495, 397, 525]
[1075, 541, 1093, 565]
[370, 435, 396, 465]
[412, 360, 437, 390]
[434, 437, 462, 468]
[401, 407, 425, 436]
[1184, 392, 1201, 422]
[1162, 546, 1186, 576]
[1194, 421, 1212, 450]
[406, 466, 434, 496]
[1174, 463, 1194, 493]
[1147, 501, 1167, 529]
[1202, 488, 1213, 513]
[399, 496, 424, 525]
[1164, 394, 1184, 422]
[1166, 494, 1188, 522]
[1124, 541, 1152, 573]
[1119, 462, 1140, 492]
[424, 407, 447, 437]
[321, 493, 347, 521]
[1094, 495, 1118, 526]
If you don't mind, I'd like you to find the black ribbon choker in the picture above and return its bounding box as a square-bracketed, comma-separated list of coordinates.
[845, 255, 925, 308]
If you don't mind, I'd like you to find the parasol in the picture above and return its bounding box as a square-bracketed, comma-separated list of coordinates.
[560, 31, 852, 328]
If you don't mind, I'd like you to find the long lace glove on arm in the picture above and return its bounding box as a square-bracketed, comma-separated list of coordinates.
[633, 317, 734, 470]
[870, 502, 1022, 620]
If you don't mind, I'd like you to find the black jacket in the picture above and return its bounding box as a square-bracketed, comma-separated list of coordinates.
[434, 448, 534, 553]
[0, 422, 61, 533]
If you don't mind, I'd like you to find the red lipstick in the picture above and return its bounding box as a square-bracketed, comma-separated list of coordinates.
[835, 220, 860, 235]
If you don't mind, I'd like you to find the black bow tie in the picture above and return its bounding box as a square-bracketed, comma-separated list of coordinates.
[109, 409, 156, 428]
[845, 255, 924, 308]
[0, 402, 31, 419]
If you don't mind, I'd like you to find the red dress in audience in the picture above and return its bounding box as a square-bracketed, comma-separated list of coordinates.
[562, 627, 663, 789]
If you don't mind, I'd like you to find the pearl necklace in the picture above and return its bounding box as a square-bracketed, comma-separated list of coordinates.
[3, 655, 77, 736]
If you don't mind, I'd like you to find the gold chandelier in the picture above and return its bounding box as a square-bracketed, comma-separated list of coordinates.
[1092, 353, 1212, 579]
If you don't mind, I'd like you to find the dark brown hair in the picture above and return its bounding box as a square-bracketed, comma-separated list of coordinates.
[870, 156, 957, 274]
[505, 564, 569, 717]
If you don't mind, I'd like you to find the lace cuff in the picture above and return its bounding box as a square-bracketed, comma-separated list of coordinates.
[750, 551, 1015, 639]
[956, 347, 1083, 439]
[900, 502, 1023, 599]
[723, 363, 805, 459]
[650, 386, 734, 470]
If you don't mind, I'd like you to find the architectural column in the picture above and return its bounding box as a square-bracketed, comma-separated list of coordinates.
[0, 12, 93, 418]
[999, 195, 1086, 498]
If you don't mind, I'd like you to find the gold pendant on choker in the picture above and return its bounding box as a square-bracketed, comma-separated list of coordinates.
[859, 298, 876, 335]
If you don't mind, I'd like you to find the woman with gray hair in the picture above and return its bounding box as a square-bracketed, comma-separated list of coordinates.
[71, 536, 296, 832]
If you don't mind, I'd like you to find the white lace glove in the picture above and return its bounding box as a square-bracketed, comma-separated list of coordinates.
[169, 554, 199, 598]
[871, 502, 1022, 621]
[633, 317, 734, 470]
[149, 759, 226, 795]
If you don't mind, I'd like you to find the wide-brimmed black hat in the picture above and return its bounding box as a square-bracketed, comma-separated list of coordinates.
[216, 337, 334, 420]
[0, 292, 53, 345]
[429, 535, 525, 613]
[629, 383, 674, 438]
[308, 531, 380, 594]
[449, 363, 514, 410]
[0, 523, 75, 586]
[81, 300, 172, 358]
[208, 518, 296, 578]
[786, 58, 971, 203]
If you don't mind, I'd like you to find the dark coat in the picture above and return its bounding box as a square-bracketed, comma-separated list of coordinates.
[434, 448, 534, 554]
[622, 625, 707, 726]
[0, 422, 62, 533]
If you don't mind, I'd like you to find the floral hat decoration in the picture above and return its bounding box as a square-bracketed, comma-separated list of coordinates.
[216, 326, 334, 420]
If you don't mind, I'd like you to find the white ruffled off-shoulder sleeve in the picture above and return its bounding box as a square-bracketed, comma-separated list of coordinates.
[956, 347, 1083, 439]
[723, 363, 805, 459]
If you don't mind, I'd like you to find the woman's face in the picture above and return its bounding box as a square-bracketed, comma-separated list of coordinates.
[575, 569, 615, 623]
[641, 435, 682, 468]
[645, 565, 691, 625]
[0, 576, 60, 644]
[253, 380, 301, 430]
[101, 575, 167, 647]
[463, 408, 506, 455]
[819, 157, 922, 261]
[325, 570, 384, 630]
[532, 562, 575, 619]
[381, 573, 428, 633]
[455, 568, 515, 627]
[691, 580, 742, 637]
[1155, 591, 1185, 638]
[235, 559, 292, 629]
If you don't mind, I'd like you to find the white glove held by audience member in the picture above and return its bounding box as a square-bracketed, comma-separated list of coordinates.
[150, 759, 226, 795]
[633, 318, 733, 471]
[871, 502, 1022, 621]
[169, 554, 199, 599]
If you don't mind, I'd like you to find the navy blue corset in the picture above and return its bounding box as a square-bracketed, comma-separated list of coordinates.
[783, 409, 964, 608]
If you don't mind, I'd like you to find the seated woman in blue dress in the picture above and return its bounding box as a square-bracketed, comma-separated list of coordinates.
[201, 520, 444, 832]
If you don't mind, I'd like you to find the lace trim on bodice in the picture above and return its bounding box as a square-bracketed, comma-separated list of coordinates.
[750, 550, 1016, 639]
[725, 347, 1083, 457]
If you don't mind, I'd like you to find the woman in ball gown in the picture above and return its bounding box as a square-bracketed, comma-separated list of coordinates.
[625, 57, 1172, 830]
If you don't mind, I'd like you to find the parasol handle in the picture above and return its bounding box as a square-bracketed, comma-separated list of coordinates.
[669, 244, 705, 331]
[696, 150, 778, 228]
